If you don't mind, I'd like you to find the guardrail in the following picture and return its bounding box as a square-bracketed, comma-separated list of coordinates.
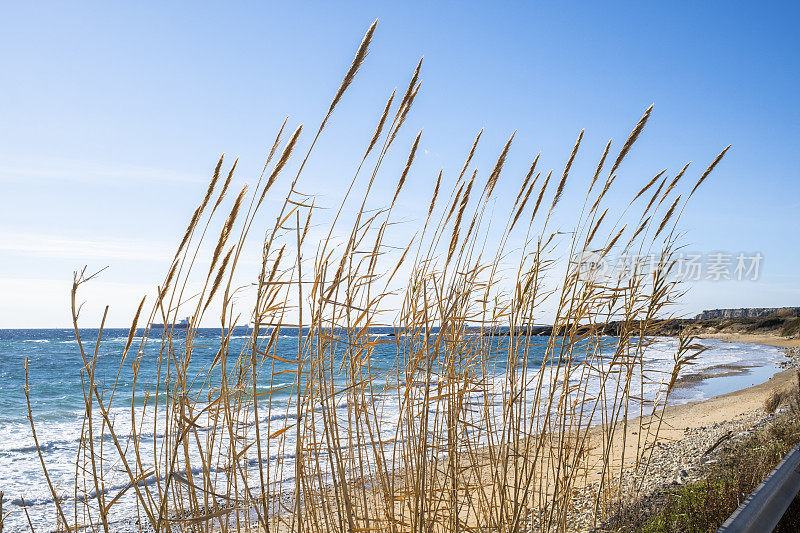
[717, 441, 800, 532]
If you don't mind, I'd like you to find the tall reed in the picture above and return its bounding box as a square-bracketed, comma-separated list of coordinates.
[24, 20, 727, 533]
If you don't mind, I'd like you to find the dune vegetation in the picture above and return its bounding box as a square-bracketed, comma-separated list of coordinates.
[23, 20, 731, 532]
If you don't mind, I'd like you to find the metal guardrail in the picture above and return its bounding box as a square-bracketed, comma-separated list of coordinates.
[717, 441, 800, 532]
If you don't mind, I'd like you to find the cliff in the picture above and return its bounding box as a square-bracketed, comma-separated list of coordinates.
[483, 307, 800, 339]
[695, 307, 800, 320]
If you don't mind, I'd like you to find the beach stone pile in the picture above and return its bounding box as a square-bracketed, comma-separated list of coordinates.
[779, 346, 800, 368]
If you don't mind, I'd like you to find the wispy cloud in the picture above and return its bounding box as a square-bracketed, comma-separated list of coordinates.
[0, 159, 201, 186]
[0, 277, 156, 327]
[0, 230, 173, 262]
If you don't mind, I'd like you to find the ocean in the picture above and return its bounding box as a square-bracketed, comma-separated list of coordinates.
[0, 328, 785, 532]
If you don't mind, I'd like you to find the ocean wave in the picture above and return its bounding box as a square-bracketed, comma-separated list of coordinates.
[262, 412, 298, 423]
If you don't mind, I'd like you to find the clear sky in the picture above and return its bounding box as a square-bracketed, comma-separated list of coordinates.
[1, 1, 798, 327]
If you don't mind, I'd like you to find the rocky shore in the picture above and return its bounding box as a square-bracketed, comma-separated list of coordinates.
[779, 346, 800, 368]
[565, 407, 789, 532]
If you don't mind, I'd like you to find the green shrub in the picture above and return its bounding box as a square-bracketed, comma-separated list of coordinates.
[752, 315, 784, 331]
[781, 317, 800, 337]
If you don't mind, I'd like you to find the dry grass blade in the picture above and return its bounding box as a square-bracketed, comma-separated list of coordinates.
[654, 194, 681, 238]
[389, 81, 421, 148]
[510, 171, 540, 231]
[659, 162, 690, 205]
[210, 185, 248, 273]
[608, 104, 653, 177]
[428, 170, 443, 217]
[393, 130, 422, 203]
[448, 169, 476, 256]
[204, 154, 225, 208]
[123, 296, 146, 357]
[483, 131, 515, 200]
[24, 359, 69, 530]
[626, 215, 651, 247]
[605, 223, 626, 252]
[586, 208, 608, 247]
[631, 169, 665, 204]
[689, 145, 731, 198]
[513, 154, 540, 208]
[259, 125, 303, 206]
[367, 89, 396, 156]
[204, 246, 234, 314]
[328, 19, 378, 116]
[444, 182, 465, 227]
[531, 170, 553, 222]
[459, 130, 483, 185]
[590, 174, 616, 215]
[643, 175, 668, 216]
[398, 58, 423, 115]
[213, 158, 238, 211]
[588, 140, 612, 195]
[550, 130, 583, 211]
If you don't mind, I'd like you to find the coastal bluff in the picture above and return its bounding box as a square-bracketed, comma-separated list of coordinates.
[695, 307, 800, 320]
[481, 306, 800, 338]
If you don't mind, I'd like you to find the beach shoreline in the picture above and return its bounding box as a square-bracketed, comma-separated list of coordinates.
[555, 332, 800, 530]
[626, 333, 800, 474]
[695, 332, 800, 349]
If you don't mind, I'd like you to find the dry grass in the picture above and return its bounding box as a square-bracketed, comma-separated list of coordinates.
[765, 389, 785, 413]
[22, 21, 730, 533]
[765, 372, 800, 414]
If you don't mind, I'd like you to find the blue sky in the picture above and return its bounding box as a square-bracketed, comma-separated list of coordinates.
[1, 2, 798, 327]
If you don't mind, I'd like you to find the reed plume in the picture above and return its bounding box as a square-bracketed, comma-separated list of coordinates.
[550, 130, 583, 212]
[393, 130, 422, 203]
[483, 132, 515, 201]
[327, 19, 378, 118]
[608, 104, 653, 177]
[689, 145, 731, 198]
